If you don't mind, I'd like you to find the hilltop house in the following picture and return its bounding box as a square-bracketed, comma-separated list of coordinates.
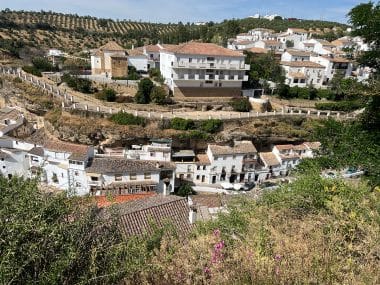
[91, 41, 128, 78]
[280, 60, 325, 88]
[160, 41, 249, 97]
[254, 40, 283, 52]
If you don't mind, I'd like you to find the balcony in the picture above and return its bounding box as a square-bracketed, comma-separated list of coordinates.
[173, 74, 247, 81]
[172, 62, 250, 70]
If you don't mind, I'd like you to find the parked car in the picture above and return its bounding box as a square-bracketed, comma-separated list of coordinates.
[221, 182, 234, 190]
[261, 181, 279, 191]
[243, 182, 255, 191]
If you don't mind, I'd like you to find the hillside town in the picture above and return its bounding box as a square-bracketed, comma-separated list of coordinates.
[0, 1, 379, 284]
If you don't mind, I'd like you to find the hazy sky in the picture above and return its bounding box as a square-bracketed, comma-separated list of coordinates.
[0, 0, 364, 23]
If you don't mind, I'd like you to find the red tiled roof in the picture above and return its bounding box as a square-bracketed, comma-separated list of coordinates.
[280, 61, 325, 68]
[163, 42, 244, 57]
[274, 144, 294, 150]
[196, 154, 211, 165]
[247, 47, 268, 54]
[259, 152, 281, 167]
[99, 41, 125, 51]
[95, 192, 156, 208]
[285, 49, 312, 56]
[44, 140, 90, 154]
[115, 195, 193, 237]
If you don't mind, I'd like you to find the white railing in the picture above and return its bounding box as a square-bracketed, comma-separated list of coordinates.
[0, 66, 357, 122]
[172, 62, 249, 70]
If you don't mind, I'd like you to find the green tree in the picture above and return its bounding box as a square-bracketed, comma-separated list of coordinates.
[150, 86, 167, 105]
[285, 40, 294, 48]
[135, 78, 154, 104]
[176, 183, 194, 197]
[229, 96, 252, 112]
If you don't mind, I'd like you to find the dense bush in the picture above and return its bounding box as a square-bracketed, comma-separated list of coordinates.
[170, 117, 195, 130]
[22, 65, 42, 77]
[61, 73, 93, 93]
[200, 119, 223, 133]
[135, 78, 154, 104]
[31, 57, 58, 72]
[109, 111, 145, 126]
[150, 86, 168, 105]
[229, 96, 252, 112]
[315, 101, 364, 112]
[95, 88, 117, 102]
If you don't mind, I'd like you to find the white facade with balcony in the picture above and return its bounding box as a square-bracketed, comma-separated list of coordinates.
[160, 42, 249, 97]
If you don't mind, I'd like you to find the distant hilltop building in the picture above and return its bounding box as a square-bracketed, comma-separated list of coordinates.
[194, 22, 207, 26]
[248, 13, 281, 21]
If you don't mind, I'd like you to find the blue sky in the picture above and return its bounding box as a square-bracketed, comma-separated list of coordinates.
[0, 0, 365, 23]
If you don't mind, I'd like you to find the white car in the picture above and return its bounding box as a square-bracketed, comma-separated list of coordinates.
[220, 182, 234, 190]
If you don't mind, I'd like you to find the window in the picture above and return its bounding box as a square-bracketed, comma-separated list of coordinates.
[196, 175, 200, 180]
[115, 174, 122, 181]
[214, 156, 218, 160]
[130, 173, 137, 180]
[207, 57, 215, 61]
[223, 156, 227, 160]
[300, 79, 306, 83]
[74, 171, 79, 176]
[187, 165, 192, 172]
[197, 165, 200, 170]
[1, 158, 3, 161]
[189, 58, 192, 62]
[203, 165, 206, 170]
[186, 174, 191, 179]
[144, 173, 151, 179]
[61, 173, 64, 178]
[2, 166, 5, 169]
[91, 176, 99, 181]
[31, 156, 39, 162]
[293, 78, 299, 83]
[75, 182, 82, 187]
[150, 152, 155, 157]
[232, 155, 236, 159]
[205, 80, 213, 84]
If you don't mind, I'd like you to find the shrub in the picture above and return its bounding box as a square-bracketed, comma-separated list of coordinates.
[61, 73, 93, 93]
[179, 130, 210, 140]
[170, 117, 195, 130]
[22, 65, 42, 77]
[135, 78, 154, 104]
[31, 57, 58, 72]
[94, 88, 115, 101]
[109, 112, 145, 126]
[229, 96, 252, 112]
[176, 183, 195, 197]
[150, 86, 167, 105]
[200, 119, 223, 133]
[315, 101, 364, 112]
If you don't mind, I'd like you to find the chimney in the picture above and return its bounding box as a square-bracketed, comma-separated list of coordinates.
[189, 206, 197, 224]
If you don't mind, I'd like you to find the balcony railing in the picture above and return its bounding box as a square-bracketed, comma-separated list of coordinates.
[172, 62, 250, 70]
[174, 74, 248, 81]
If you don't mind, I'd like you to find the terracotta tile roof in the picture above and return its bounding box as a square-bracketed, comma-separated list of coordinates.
[127, 49, 145, 57]
[114, 195, 192, 237]
[288, 72, 306, 79]
[321, 56, 351, 63]
[280, 61, 325, 68]
[259, 152, 281, 167]
[263, 40, 281, 45]
[144, 44, 161, 52]
[209, 141, 257, 156]
[99, 41, 125, 51]
[285, 49, 312, 57]
[280, 153, 300, 160]
[274, 144, 294, 150]
[315, 39, 335, 46]
[234, 40, 255, 45]
[95, 192, 156, 208]
[86, 157, 176, 173]
[304, 141, 321, 150]
[196, 154, 211, 165]
[190, 194, 229, 208]
[163, 41, 244, 57]
[293, 144, 308, 151]
[44, 140, 90, 155]
[28, 147, 44, 157]
[247, 47, 268, 54]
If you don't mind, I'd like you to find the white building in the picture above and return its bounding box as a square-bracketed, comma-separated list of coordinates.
[278, 28, 309, 49]
[254, 40, 283, 52]
[248, 28, 276, 41]
[227, 40, 256, 50]
[280, 60, 325, 88]
[310, 55, 353, 85]
[126, 139, 172, 162]
[86, 158, 176, 196]
[302, 39, 336, 55]
[160, 41, 249, 97]
[194, 141, 258, 185]
[28, 140, 95, 195]
[0, 107, 25, 137]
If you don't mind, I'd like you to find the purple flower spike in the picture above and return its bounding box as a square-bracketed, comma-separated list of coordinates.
[213, 229, 220, 237]
[274, 254, 282, 261]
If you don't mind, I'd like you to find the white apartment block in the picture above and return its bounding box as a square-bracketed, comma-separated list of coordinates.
[280, 60, 325, 88]
[160, 42, 249, 97]
[254, 40, 283, 52]
[278, 28, 309, 49]
[248, 28, 276, 41]
[310, 55, 353, 85]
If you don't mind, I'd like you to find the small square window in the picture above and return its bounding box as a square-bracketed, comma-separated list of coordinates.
[130, 173, 137, 180]
[144, 173, 151, 179]
[203, 166, 206, 170]
[115, 174, 122, 181]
